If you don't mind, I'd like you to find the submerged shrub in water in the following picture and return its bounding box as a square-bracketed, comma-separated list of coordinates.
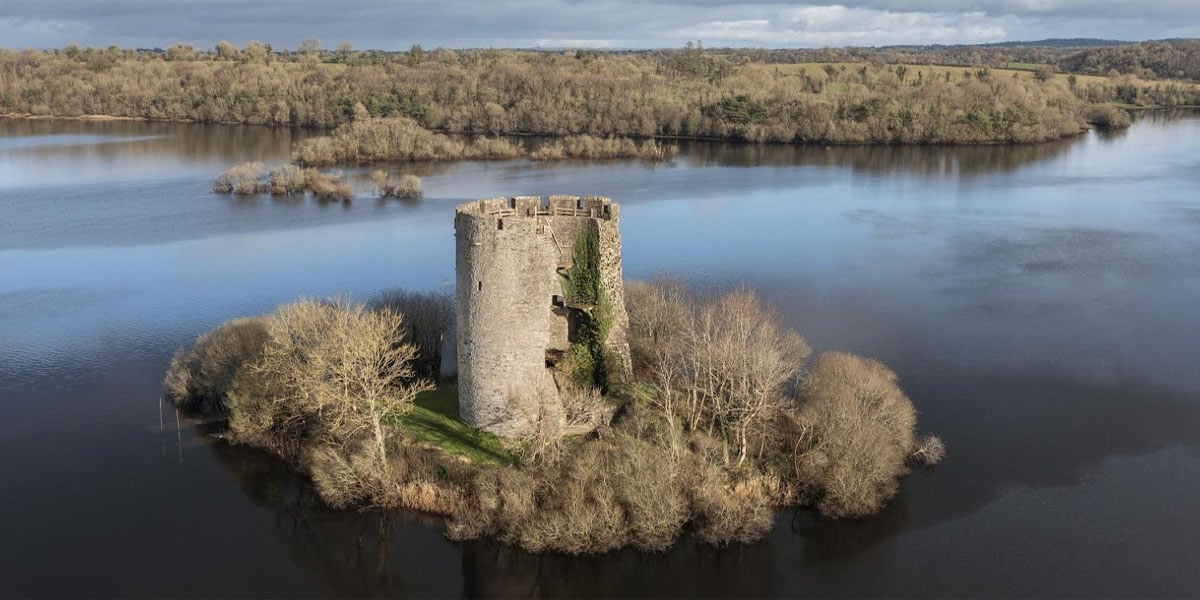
[213, 161, 266, 194]
[372, 170, 423, 200]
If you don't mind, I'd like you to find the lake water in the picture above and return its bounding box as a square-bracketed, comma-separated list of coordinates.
[2, 114, 1199, 598]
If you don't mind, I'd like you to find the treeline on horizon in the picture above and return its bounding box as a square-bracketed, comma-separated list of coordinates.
[8, 36, 1197, 78]
[1, 39, 1197, 146]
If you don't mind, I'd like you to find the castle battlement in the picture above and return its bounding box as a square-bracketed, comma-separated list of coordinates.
[459, 195, 618, 220]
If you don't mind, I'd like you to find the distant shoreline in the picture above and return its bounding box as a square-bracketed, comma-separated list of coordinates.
[1, 113, 145, 122]
[10, 47, 1171, 146]
[1, 112, 1106, 148]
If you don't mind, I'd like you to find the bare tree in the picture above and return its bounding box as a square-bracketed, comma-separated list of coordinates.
[702, 291, 809, 465]
[367, 288, 453, 379]
[299, 36, 322, 54]
[238, 298, 432, 475]
[214, 40, 238, 60]
[627, 282, 810, 465]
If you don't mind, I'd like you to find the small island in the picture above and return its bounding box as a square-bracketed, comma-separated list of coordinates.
[165, 195, 943, 554]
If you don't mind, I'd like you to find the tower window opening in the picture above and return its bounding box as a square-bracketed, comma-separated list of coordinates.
[552, 294, 564, 308]
[497, 218, 504, 230]
[478, 281, 482, 291]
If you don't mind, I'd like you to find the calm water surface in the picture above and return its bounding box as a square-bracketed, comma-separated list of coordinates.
[2, 114, 1199, 598]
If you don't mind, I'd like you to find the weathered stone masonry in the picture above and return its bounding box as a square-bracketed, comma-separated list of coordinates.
[455, 195, 631, 436]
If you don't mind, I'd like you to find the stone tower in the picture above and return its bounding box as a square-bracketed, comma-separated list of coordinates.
[455, 195, 631, 436]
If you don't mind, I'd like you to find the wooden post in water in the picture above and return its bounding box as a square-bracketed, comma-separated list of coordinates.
[159, 397, 166, 457]
[175, 407, 183, 464]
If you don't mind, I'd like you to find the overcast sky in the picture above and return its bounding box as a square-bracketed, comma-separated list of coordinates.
[1, 1, 1197, 50]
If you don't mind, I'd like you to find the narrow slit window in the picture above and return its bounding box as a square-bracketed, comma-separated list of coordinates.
[477, 281, 482, 291]
[497, 218, 504, 230]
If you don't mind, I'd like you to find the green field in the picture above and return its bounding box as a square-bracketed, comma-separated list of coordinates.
[761, 62, 1196, 92]
[1002, 62, 1046, 71]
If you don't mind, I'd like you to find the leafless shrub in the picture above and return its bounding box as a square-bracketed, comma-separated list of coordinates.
[514, 442, 627, 554]
[794, 351, 918, 517]
[463, 137, 525, 160]
[452, 425, 691, 554]
[292, 117, 519, 165]
[396, 174, 423, 199]
[163, 317, 269, 414]
[393, 479, 468, 516]
[530, 134, 637, 160]
[370, 169, 389, 191]
[530, 135, 677, 162]
[912, 434, 946, 466]
[372, 170, 423, 199]
[213, 161, 266, 194]
[308, 440, 387, 509]
[303, 169, 353, 201]
[528, 142, 565, 160]
[291, 136, 336, 165]
[503, 384, 611, 465]
[561, 385, 610, 433]
[504, 386, 569, 467]
[637, 139, 679, 162]
[213, 162, 351, 200]
[1086, 104, 1132, 130]
[691, 466, 776, 545]
[607, 433, 689, 551]
[449, 466, 539, 542]
[268, 164, 306, 195]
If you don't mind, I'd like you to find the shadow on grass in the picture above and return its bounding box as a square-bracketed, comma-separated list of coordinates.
[397, 384, 514, 465]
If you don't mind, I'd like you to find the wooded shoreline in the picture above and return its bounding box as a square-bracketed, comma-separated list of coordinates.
[9, 44, 1195, 147]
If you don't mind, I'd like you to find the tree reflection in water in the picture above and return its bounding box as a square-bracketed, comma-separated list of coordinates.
[676, 135, 1080, 176]
[207, 435, 782, 598]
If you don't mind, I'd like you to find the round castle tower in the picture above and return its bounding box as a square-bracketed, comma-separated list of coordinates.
[455, 195, 631, 436]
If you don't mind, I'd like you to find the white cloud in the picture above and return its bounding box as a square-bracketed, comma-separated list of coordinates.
[675, 5, 1011, 46]
[0, 17, 91, 47]
[534, 38, 624, 48]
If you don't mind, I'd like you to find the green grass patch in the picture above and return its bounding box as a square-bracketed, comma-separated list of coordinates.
[1003, 62, 1046, 71]
[393, 384, 514, 465]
